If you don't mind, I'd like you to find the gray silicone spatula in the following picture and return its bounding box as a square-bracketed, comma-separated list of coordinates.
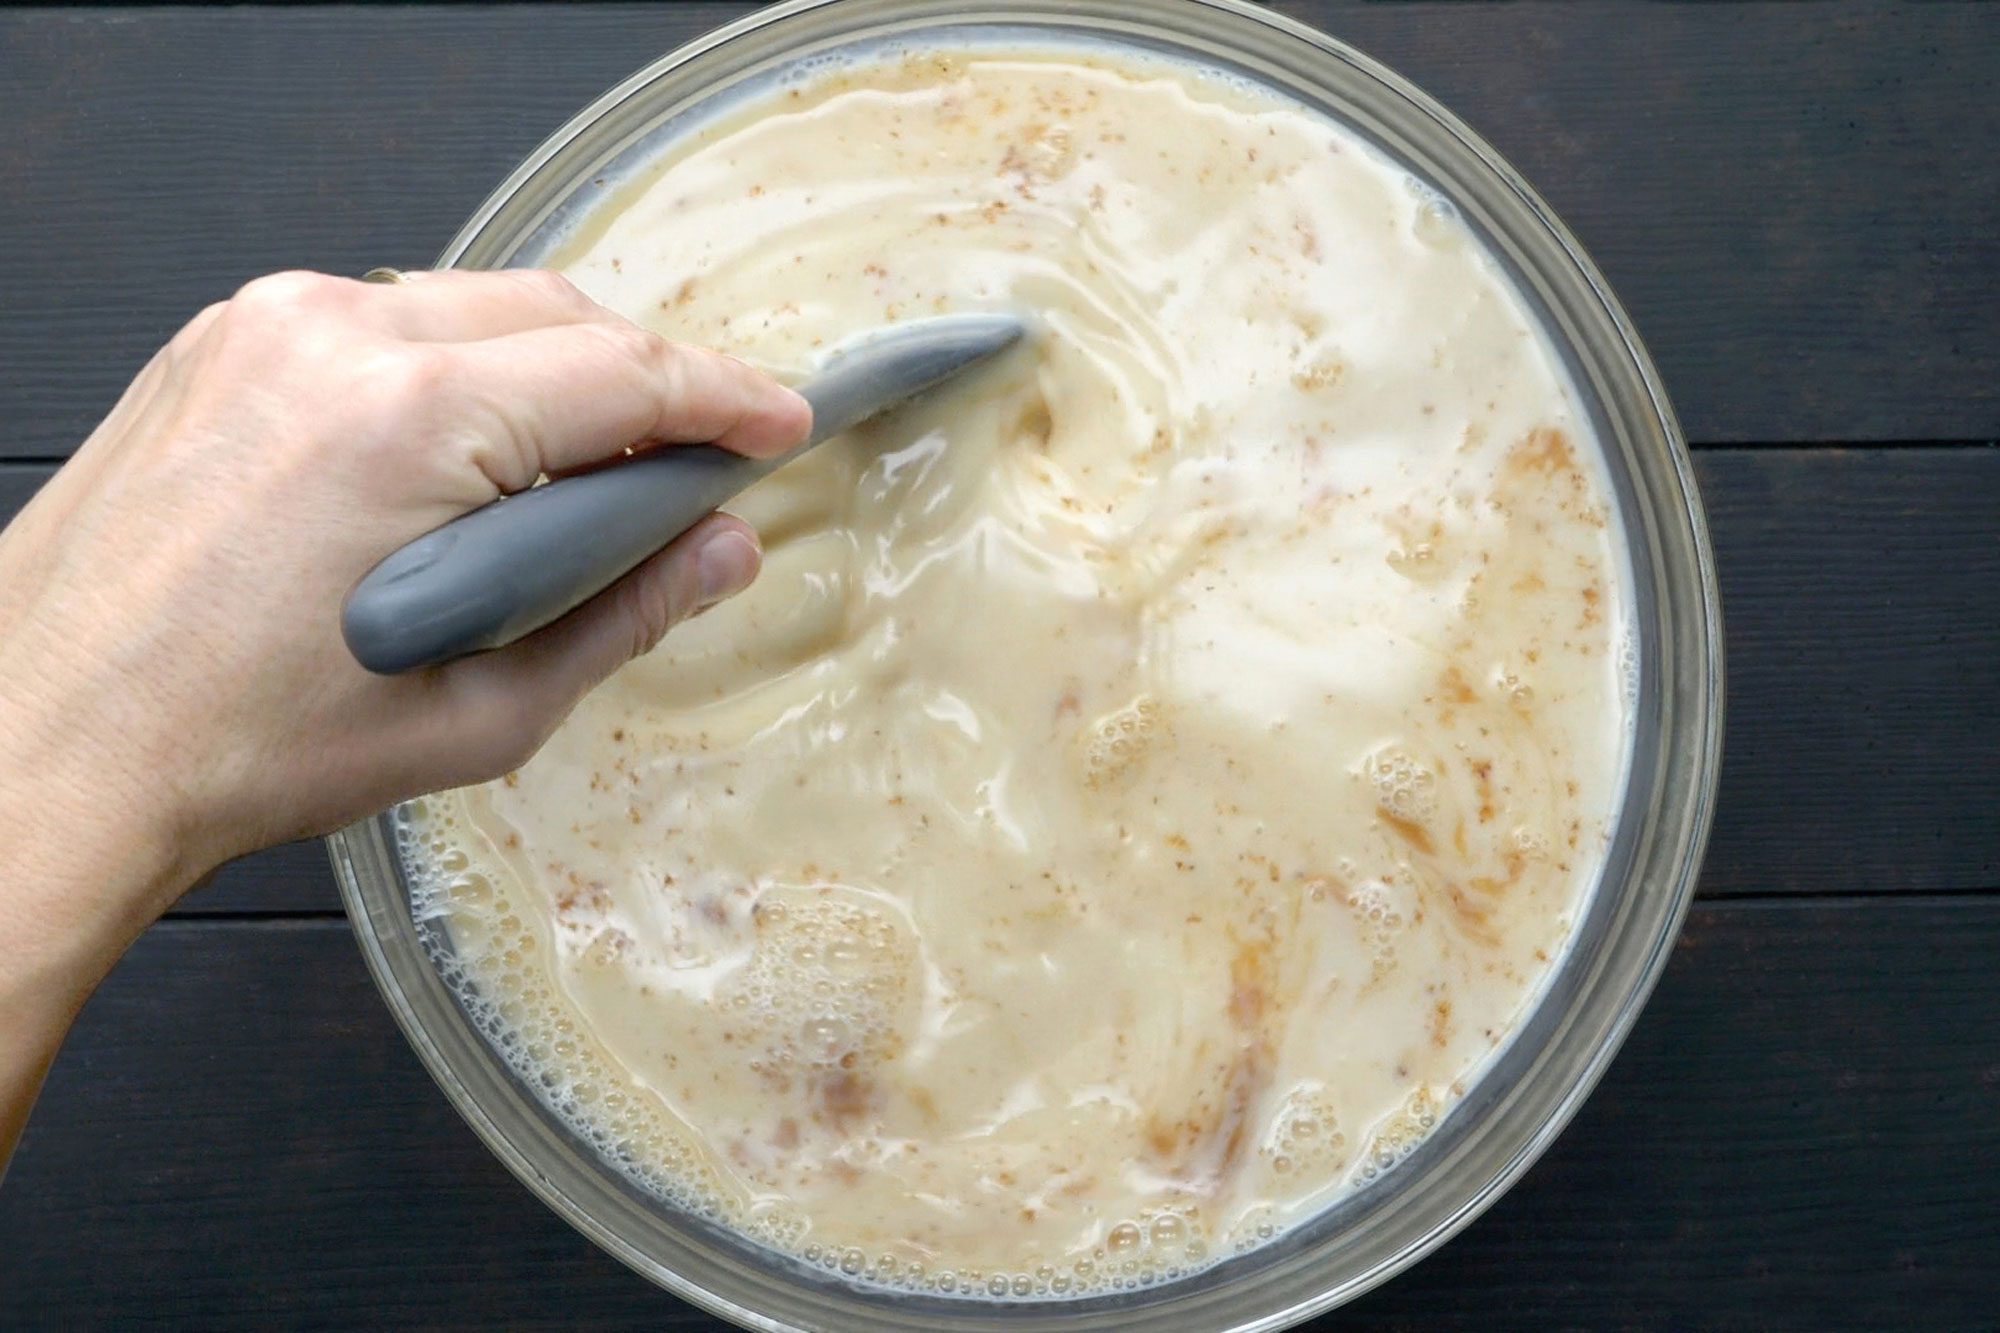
[342, 312, 1023, 674]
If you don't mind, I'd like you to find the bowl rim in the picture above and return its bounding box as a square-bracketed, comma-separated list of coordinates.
[331, 1, 1724, 1327]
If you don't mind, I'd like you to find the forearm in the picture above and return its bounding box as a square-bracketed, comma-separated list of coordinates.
[0, 702, 193, 1174]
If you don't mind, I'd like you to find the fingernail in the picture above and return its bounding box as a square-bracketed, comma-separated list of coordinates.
[695, 529, 760, 607]
[779, 383, 814, 439]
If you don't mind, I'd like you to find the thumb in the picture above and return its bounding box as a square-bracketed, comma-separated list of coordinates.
[441, 513, 761, 764]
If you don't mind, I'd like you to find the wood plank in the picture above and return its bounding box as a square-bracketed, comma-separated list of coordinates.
[1694, 446, 2000, 896]
[4, 445, 1996, 911]
[186, 840, 341, 916]
[1, 902, 1992, 1326]
[0, 2, 1995, 454]
[0, 465, 43, 525]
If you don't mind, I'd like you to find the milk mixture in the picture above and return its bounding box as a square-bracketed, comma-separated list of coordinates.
[406, 48, 1632, 1296]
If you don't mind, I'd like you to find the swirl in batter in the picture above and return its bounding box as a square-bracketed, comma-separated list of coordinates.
[405, 47, 1631, 1297]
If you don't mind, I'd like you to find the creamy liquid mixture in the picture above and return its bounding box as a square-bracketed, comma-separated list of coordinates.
[406, 47, 1631, 1297]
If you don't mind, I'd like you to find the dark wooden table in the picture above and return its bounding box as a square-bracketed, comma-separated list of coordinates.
[3, 3, 1995, 1328]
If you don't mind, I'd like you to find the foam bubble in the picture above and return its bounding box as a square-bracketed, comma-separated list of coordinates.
[1615, 629, 1640, 710]
[1363, 745, 1438, 824]
[1080, 694, 1165, 789]
[1344, 878, 1413, 977]
[1264, 1084, 1348, 1179]
[1349, 1086, 1444, 1188]
[1497, 668, 1535, 711]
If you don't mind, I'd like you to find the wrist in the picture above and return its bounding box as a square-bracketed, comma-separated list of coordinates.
[0, 689, 196, 1014]
[0, 720, 191, 1178]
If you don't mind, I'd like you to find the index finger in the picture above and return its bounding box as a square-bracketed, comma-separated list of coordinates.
[362, 268, 624, 343]
[447, 320, 813, 493]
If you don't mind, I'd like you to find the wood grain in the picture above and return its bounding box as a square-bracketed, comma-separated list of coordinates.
[0, 1, 1994, 455]
[1695, 446, 2000, 897]
[1, 904, 1992, 1328]
[6, 445, 1994, 913]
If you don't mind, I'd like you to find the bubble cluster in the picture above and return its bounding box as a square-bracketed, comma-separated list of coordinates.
[741, 1200, 810, 1251]
[400, 798, 1249, 1302]
[726, 887, 920, 1083]
[1225, 1204, 1283, 1255]
[393, 805, 732, 1222]
[1081, 694, 1165, 789]
[1615, 629, 1640, 710]
[777, 1191, 1222, 1298]
[1349, 1086, 1444, 1188]
[1405, 178, 1465, 249]
[778, 45, 930, 88]
[1345, 878, 1412, 975]
[1365, 745, 1438, 824]
[1066, 1207, 1211, 1287]
[1263, 1085, 1348, 1180]
[789, 1228, 1207, 1300]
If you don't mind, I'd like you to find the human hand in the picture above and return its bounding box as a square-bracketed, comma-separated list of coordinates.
[0, 269, 809, 947]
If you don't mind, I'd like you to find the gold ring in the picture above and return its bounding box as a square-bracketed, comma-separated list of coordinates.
[362, 267, 413, 285]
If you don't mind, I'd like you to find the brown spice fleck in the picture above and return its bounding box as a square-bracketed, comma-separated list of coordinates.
[1429, 999, 1453, 1049]
[813, 1069, 874, 1132]
[1144, 1116, 1186, 1157]
[1510, 426, 1578, 476]
[1016, 396, 1055, 449]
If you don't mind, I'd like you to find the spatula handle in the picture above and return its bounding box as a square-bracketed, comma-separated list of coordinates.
[340, 444, 780, 675]
[339, 313, 1023, 675]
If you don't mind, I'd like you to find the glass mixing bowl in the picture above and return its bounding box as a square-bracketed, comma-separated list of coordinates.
[327, 1, 1723, 1327]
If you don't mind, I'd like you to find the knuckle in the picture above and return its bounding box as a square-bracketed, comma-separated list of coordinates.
[508, 267, 589, 310]
[214, 274, 354, 366]
[455, 397, 538, 491]
[232, 269, 342, 316]
[615, 564, 687, 658]
[189, 300, 230, 334]
[166, 301, 230, 360]
[596, 318, 671, 369]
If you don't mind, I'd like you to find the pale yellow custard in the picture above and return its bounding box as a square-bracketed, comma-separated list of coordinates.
[405, 46, 1631, 1297]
